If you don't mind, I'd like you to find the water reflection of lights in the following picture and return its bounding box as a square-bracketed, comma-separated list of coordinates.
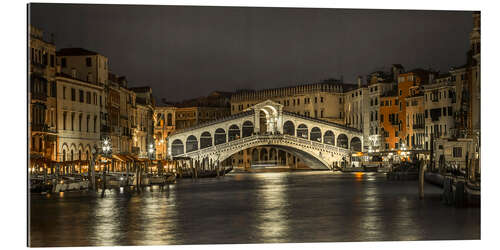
[93, 197, 120, 246]
[354, 172, 364, 181]
[255, 173, 288, 242]
[358, 186, 384, 240]
[135, 186, 179, 245]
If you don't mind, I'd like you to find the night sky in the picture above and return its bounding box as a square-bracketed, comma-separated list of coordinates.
[29, 4, 474, 102]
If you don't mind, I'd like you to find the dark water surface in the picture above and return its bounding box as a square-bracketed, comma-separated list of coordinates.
[29, 171, 480, 246]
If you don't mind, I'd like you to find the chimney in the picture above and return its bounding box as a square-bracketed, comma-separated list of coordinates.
[357, 76, 362, 88]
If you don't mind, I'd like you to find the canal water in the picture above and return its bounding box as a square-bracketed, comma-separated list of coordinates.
[29, 171, 480, 247]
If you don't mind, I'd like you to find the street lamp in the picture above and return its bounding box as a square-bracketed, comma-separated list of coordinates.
[101, 137, 112, 157]
[148, 143, 155, 160]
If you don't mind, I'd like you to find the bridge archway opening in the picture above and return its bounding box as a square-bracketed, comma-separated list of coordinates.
[221, 144, 331, 169]
[337, 134, 348, 149]
[214, 128, 227, 145]
[310, 127, 322, 142]
[350, 137, 362, 152]
[171, 139, 184, 156]
[251, 148, 259, 162]
[269, 148, 277, 161]
[186, 135, 198, 153]
[242, 121, 254, 137]
[283, 121, 295, 135]
[200, 131, 212, 149]
[297, 124, 308, 139]
[228, 124, 241, 141]
[324, 130, 335, 145]
[260, 148, 268, 161]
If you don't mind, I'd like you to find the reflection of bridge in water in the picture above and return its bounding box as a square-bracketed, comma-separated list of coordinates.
[167, 100, 363, 169]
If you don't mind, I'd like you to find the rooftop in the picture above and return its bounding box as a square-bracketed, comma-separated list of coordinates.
[56, 48, 99, 56]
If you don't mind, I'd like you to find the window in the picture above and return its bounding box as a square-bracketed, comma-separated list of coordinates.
[399, 90, 402, 96]
[86, 115, 90, 132]
[63, 112, 67, 130]
[425, 110, 428, 118]
[320, 110, 324, 118]
[63, 87, 66, 99]
[380, 114, 384, 122]
[86, 91, 91, 104]
[71, 113, 75, 131]
[86, 57, 92, 67]
[297, 99, 300, 105]
[453, 147, 462, 158]
[61, 58, 67, 68]
[375, 111, 378, 121]
[79, 114, 82, 131]
[71, 88, 76, 101]
[443, 107, 447, 116]
[448, 106, 452, 116]
[375, 98, 378, 105]
[315, 97, 318, 103]
[94, 116, 97, 132]
[320, 97, 324, 103]
[51, 82, 56, 97]
[50, 55, 54, 67]
[79, 90, 84, 102]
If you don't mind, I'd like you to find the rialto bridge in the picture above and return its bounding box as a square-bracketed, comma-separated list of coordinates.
[166, 100, 363, 169]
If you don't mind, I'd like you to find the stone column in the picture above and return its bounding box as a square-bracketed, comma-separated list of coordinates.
[254, 111, 260, 134]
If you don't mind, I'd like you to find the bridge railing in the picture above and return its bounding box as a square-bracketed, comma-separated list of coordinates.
[179, 133, 351, 158]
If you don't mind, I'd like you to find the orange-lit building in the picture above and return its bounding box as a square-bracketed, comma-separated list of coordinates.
[396, 69, 436, 148]
[379, 93, 399, 150]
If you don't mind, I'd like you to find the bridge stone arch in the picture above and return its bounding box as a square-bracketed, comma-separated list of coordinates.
[283, 120, 295, 135]
[337, 134, 348, 149]
[214, 128, 226, 145]
[350, 137, 362, 152]
[197, 135, 339, 169]
[297, 124, 308, 139]
[310, 127, 322, 142]
[324, 130, 335, 145]
[167, 100, 363, 167]
[242, 121, 254, 137]
[200, 131, 212, 149]
[228, 124, 240, 141]
[186, 135, 198, 153]
[171, 139, 184, 156]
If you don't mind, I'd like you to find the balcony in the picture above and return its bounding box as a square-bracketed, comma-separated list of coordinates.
[31, 123, 48, 132]
[31, 92, 47, 101]
[412, 124, 425, 130]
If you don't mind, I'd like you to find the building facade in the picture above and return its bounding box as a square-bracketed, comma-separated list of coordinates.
[55, 75, 104, 162]
[29, 25, 59, 161]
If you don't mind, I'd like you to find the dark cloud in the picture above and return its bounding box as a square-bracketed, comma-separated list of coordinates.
[29, 4, 474, 102]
